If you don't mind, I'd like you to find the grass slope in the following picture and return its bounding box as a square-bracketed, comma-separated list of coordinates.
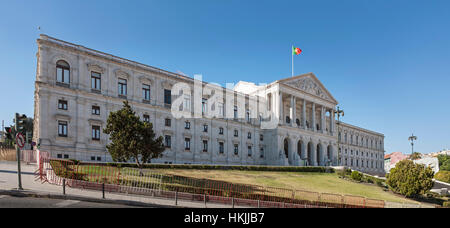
[153, 169, 416, 204]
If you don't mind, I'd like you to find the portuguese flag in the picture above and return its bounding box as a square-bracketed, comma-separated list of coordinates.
[292, 46, 302, 55]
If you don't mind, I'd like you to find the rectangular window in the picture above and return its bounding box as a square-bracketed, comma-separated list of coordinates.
[63, 154, 69, 159]
[97, 157, 101, 161]
[92, 125, 100, 140]
[203, 124, 208, 132]
[165, 118, 171, 127]
[91, 156, 96, 161]
[57, 154, 62, 159]
[143, 115, 150, 123]
[183, 95, 191, 111]
[118, 78, 127, 96]
[260, 134, 263, 141]
[219, 142, 224, 154]
[142, 84, 151, 101]
[203, 140, 208, 152]
[234, 130, 238, 137]
[58, 100, 68, 110]
[185, 121, 190, 129]
[218, 103, 224, 117]
[91, 72, 101, 90]
[247, 132, 251, 139]
[234, 144, 239, 155]
[164, 89, 171, 105]
[202, 98, 207, 114]
[58, 121, 68, 137]
[185, 138, 191, 150]
[165, 135, 171, 148]
[234, 106, 238, 119]
[92, 106, 100, 115]
[248, 146, 252, 157]
[219, 127, 224, 135]
[260, 147, 264, 158]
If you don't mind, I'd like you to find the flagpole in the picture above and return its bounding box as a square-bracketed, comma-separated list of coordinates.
[291, 46, 294, 77]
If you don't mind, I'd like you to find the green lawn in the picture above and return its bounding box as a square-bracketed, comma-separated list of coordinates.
[152, 169, 416, 204]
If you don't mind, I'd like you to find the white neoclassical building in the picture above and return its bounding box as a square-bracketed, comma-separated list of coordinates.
[33, 34, 385, 175]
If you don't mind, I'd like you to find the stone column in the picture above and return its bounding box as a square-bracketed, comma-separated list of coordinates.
[321, 106, 325, 134]
[330, 109, 334, 135]
[311, 103, 316, 132]
[302, 99, 307, 129]
[290, 96, 296, 127]
[279, 92, 283, 124]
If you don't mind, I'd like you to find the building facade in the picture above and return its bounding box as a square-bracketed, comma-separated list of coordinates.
[33, 35, 385, 175]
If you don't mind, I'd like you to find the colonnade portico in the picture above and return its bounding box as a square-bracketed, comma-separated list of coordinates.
[278, 135, 337, 167]
[272, 91, 336, 136]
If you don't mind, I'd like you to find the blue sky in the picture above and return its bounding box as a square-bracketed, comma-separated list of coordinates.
[0, 0, 449, 154]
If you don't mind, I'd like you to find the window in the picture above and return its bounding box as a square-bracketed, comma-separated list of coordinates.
[234, 130, 238, 137]
[219, 142, 224, 154]
[57, 154, 63, 159]
[64, 154, 69, 159]
[185, 138, 191, 150]
[165, 118, 171, 127]
[58, 100, 68, 110]
[218, 103, 224, 117]
[164, 89, 171, 105]
[234, 144, 239, 155]
[183, 95, 191, 111]
[92, 106, 100, 115]
[165, 135, 171, 148]
[247, 132, 251, 139]
[91, 156, 96, 161]
[185, 121, 190, 129]
[248, 146, 252, 157]
[202, 98, 207, 114]
[203, 124, 208, 132]
[260, 147, 264, 158]
[92, 125, 100, 140]
[234, 106, 238, 119]
[203, 140, 208, 152]
[219, 127, 224, 135]
[118, 78, 127, 96]
[56, 60, 70, 84]
[246, 110, 251, 122]
[142, 84, 151, 101]
[58, 121, 68, 137]
[143, 114, 150, 123]
[91, 72, 101, 91]
[97, 157, 101, 161]
[260, 134, 263, 141]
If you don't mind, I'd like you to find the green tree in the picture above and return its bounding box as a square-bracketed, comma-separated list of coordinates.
[409, 152, 422, 160]
[437, 155, 450, 171]
[386, 160, 434, 198]
[103, 101, 165, 172]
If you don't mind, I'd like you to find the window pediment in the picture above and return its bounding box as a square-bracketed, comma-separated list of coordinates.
[88, 64, 105, 74]
[115, 69, 130, 79]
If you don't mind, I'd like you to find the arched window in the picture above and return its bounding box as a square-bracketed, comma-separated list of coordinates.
[56, 60, 70, 84]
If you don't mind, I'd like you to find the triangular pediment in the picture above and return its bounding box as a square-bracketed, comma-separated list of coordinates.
[279, 73, 338, 104]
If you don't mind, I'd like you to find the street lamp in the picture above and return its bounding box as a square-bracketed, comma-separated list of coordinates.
[408, 133, 417, 155]
[334, 106, 344, 166]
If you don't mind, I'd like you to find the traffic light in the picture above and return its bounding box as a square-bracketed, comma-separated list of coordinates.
[4, 127, 12, 140]
[15, 113, 27, 132]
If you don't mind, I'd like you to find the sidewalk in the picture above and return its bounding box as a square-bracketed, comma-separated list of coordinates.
[0, 161, 245, 208]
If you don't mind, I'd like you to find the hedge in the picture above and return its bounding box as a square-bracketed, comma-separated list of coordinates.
[434, 170, 450, 184]
[103, 163, 335, 173]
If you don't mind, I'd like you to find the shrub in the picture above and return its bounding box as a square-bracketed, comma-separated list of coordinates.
[443, 201, 450, 208]
[434, 171, 450, 184]
[386, 160, 434, 198]
[351, 171, 363, 182]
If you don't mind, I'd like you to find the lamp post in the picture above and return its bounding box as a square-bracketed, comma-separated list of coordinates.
[334, 106, 344, 166]
[408, 133, 417, 155]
